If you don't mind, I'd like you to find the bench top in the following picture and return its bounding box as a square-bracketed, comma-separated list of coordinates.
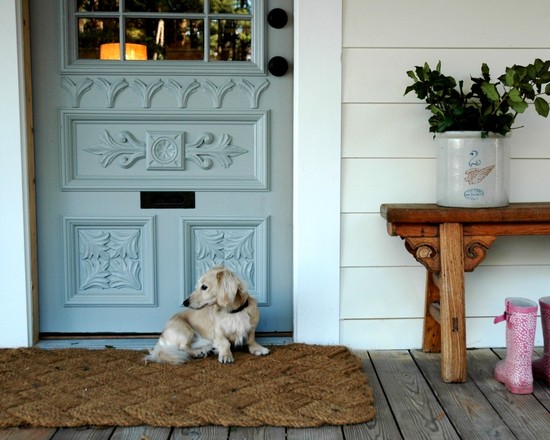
[380, 203, 550, 224]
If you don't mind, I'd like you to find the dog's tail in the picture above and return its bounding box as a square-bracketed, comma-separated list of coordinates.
[144, 343, 191, 365]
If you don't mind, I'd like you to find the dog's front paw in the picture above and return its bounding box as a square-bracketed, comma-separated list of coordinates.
[249, 344, 270, 356]
[194, 349, 210, 359]
[218, 353, 234, 364]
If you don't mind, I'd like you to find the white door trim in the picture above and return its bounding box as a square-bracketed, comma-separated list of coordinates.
[293, 0, 342, 344]
[1, 0, 342, 347]
[1, 0, 35, 347]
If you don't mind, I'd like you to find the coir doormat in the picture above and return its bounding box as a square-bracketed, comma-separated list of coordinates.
[0, 343, 375, 428]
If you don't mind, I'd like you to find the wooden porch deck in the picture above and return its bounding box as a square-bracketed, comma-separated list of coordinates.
[1, 348, 549, 440]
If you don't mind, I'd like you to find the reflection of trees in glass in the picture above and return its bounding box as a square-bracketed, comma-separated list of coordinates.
[210, 19, 251, 61]
[125, 0, 204, 13]
[77, 0, 119, 12]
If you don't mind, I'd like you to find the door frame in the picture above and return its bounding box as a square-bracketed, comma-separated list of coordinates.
[1, 0, 342, 347]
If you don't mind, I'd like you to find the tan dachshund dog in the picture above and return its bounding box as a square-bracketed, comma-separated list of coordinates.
[146, 266, 270, 364]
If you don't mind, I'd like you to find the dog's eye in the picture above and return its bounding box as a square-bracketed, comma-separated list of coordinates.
[201, 285, 208, 291]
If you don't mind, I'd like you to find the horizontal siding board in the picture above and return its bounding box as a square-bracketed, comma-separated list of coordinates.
[341, 267, 426, 319]
[341, 266, 550, 319]
[343, 0, 550, 49]
[342, 159, 550, 213]
[464, 266, 550, 317]
[340, 318, 424, 350]
[341, 213, 418, 267]
[342, 213, 550, 266]
[343, 48, 550, 103]
[342, 104, 550, 159]
[340, 317, 543, 349]
[341, 158, 436, 213]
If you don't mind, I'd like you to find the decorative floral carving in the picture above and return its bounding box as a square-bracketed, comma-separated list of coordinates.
[186, 133, 247, 169]
[95, 78, 129, 108]
[61, 77, 93, 108]
[61, 76, 270, 108]
[78, 228, 142, 291]
[166, 79, 200, 108]
[194, 228, 255, 288]
[146, 132, 184, 170]
[237, 79, 270, 109]
[202, 79, 236, 108]
[131, 78, 164, 108]
[85, 130, 246, 171]
[84, 130, 146, 168]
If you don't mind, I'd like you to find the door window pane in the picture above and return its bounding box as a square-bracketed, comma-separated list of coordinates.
[125, 0, 204, 13]
[77, 0, 119, 12]
[125, 18, 204, 60]
[210, 19, 251, 61]
[78, 18, 119, 59]
[210, 0, 252, 14]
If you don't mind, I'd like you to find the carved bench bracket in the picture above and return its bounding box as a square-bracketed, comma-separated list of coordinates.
[403, 235, 497, 273]
[404, 237, 440, 272]
[463, 236, 497, 272]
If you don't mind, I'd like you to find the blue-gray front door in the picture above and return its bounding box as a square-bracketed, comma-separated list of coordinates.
[32, 0, 293, 334]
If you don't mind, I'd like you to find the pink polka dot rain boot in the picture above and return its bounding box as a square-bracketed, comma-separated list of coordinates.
[493, 297, 538, 394]
[532, 296, 550, 386]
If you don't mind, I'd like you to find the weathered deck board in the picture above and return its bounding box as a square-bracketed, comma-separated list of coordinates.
[0, 429, 57, 440]
[171, 427, 227, 439]
[287, 426, 343, 440]
[1, 349, 549, 440]
[345, 351, 403, 440]
[110, 427, 171, 440]
[370, 350, 460, 439]
[468, 349, 550, 440]
[50, 428, 115, 440]
[228, 426, 285, 439]
[411, 350, 515, 439]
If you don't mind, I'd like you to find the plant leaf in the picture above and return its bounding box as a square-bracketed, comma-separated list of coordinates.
[481, 82, 499, 101]
[510, 99, 528, 113]
[535, 97, 550, 117]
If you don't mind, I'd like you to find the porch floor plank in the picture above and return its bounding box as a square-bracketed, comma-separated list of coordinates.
[468, 349, 550, 440]
[170, 427, 228, 439]
[228, 426, 286, 440]
[369, 350, 460, 439]
[110, 427, 171, 440]
[1, 349, 549, 440]
[345, 351, 403, 440]
[411, 349, 516, 439]
[50, 428, 115, 440]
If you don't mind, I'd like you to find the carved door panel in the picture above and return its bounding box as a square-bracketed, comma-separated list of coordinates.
[31, 0, 293, 334]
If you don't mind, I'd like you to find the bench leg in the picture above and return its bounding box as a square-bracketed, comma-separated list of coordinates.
[422, 271, 441, 353]
[439, 223, 467, 383]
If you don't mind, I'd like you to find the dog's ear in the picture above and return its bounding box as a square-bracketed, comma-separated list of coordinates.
[216, 268, 240, 307]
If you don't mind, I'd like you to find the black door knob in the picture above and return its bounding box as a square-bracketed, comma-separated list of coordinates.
[267, 8, 288, 29]
[268, 56, 289, 77]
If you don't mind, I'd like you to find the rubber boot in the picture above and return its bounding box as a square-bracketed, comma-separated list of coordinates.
[493, 297, 538, 394]
[532, 296, 550, 386]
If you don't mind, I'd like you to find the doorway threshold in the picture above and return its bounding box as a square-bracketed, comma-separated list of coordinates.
[36, 333, 293, 350]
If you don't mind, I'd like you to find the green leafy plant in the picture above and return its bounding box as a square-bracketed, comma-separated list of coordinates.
[405, 59, 550, 136]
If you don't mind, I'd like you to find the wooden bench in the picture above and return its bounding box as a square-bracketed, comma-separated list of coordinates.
[380, 202, 550, 383]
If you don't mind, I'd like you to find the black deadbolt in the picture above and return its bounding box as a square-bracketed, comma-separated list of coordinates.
[267, 8, 288, 29]
[268, 56, 288, 77]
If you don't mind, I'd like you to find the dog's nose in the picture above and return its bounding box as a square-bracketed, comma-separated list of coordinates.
[183, 298, 190, 307]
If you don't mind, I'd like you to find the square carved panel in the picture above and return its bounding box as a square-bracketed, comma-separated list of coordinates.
[63, 216, 156, 306]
